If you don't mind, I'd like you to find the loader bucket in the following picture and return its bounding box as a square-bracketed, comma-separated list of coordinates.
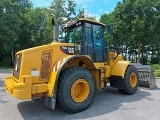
[130, 63, 157, 89]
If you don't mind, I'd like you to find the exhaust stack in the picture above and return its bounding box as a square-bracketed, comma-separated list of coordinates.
[52, 19, 59, 42]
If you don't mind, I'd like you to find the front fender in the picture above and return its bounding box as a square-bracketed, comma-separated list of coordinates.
[111, 61, 131, 78]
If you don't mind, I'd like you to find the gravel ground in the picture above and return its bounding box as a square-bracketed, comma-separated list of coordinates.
[0, 69, 12, 80]
[0, 69, 160, 120]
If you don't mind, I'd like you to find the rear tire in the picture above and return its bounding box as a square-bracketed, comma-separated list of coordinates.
[118, 65, 139, 95]
[57, 67, 95, 113]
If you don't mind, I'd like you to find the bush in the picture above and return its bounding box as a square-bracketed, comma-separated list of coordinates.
[150, 64, 160, 77]
[151, 64, 160, 72]
[155, 70, 160, 77]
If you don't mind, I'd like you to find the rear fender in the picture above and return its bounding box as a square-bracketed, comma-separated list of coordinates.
[48, 55, 96, 98]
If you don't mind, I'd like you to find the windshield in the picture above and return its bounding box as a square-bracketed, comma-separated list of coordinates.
[65, 26, 83, 44]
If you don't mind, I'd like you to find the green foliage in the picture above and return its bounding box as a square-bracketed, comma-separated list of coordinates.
[31, 7, 52, 46]
[151, 64, 160, 77]
[0, 0, 77, 67]
[48, 0, 76, 24]
[151, 64, 160, 71]
[47, 0, 77, 41]
[0, 0, 33, 66]
[0, 57, 11, 67]
[100, 0, 160, 64]
[155, 70, 160, 77]
[76, 8, 96, 20]
[1, 0, 160, 67]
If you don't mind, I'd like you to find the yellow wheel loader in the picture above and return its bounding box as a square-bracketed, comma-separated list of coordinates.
[4, 18, 156, 113]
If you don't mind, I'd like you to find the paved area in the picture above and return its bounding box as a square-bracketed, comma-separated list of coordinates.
[0, 69, 160, 120]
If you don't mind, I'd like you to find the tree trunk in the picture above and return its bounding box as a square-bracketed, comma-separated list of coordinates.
[125, 45, 127, 60]
[11, 51, 14, 66]
[141, 43, 144, 64]
[137, 40, 141, 63]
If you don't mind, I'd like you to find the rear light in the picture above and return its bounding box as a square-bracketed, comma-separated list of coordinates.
[22, 78, 25, 83]
[13, 54, 22, 80]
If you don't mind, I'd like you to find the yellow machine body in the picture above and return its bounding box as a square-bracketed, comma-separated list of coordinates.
[4, 41, 129, 100]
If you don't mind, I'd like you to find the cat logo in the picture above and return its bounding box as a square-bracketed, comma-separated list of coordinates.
[68, 47, 74, 54]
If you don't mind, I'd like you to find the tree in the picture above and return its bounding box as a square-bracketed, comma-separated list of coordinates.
[100, 0, 160, 64]
[46, 0, 76, 41]
[0, 0, 33, 66]
[31, 7, 52, 46]
[48, 0, 76, 24]
[76, 8, 96, 20]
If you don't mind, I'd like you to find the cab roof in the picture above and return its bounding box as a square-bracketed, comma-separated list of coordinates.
[65, 18, 105, 28]
[78, 18, 105, 26]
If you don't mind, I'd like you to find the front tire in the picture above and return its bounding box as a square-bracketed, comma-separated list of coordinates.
[57, 67, 95, 113]
[118, 65, 139, 95]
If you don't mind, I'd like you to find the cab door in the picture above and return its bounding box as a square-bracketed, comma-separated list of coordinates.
[93, 25, 106, 62]
[83, 23, 94, 61]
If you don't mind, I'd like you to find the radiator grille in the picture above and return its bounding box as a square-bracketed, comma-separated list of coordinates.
[40, 50, 52, 80]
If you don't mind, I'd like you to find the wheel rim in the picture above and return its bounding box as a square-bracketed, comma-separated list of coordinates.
[71, 79, 90, 103]
[130, 73, 137, 87]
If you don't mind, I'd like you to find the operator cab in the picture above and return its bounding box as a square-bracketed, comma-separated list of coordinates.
[64, 18, 107, 62]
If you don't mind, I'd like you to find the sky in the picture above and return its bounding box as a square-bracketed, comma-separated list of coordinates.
[30, 0, 123, 20]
